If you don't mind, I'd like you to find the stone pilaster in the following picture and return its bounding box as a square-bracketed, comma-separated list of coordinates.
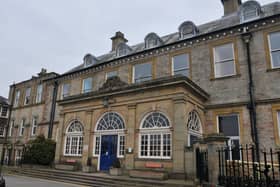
[204, 134, 228, 185]
[54, 112, 65, 164]
[125, 103, 136, 170]
[172, 96, 187, 174]
[82, 110, 93, 167]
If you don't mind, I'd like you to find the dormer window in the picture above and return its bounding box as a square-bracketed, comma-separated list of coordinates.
[116, 43, 132, 57]
[178, 21, 198, 39]
[144, 33, 163, 49]
[83, 54, 98, 68]
[240, 1, 261, 23]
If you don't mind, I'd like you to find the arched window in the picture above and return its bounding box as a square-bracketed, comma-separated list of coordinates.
[187, 110, 202, 146]
[144, 33, 163, 49]
[116, 43, 132, 57]
[240, 0, 261, 23]
[178, 21, 199, 39]
[64, 120, 84, 156]
[139, 112, 171, 159]
[93, 112, 125, 158]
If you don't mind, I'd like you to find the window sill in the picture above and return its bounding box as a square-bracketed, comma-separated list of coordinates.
[135, 158, 172, 162]
[210, 74, 241, 81]
[267, 67, 280, 72]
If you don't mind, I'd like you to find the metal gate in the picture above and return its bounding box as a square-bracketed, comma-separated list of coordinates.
[196, 148, 209, 183]
[218, 145, 280, 187]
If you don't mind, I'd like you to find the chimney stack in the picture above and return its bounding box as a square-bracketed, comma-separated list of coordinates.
[221, 0, 242, 16]
[111, 31, 128, 51]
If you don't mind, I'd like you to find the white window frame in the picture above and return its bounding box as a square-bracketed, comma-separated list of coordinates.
[105, 71, 118, 80]
[217, 114, 240, 160]
[138, 112, 172, 159]
[93, 135, 101, 157]
[61, 83, 70, 99]
[172, 53, 190, 77]
[132, 62, 152, 83]
[31, 117, 38, 136]
[213, 43, 236, 78]
[36, 84, 43, 103]
[0, 126, 5, 137]
[14, 90, 20, 107]
[9, 120, 14, 137]
[63, 121, 84, 157]
[24, 87, 31, 105]
[0, 106, 8, 118]
[19, 119, 25, 137]
[82, 77, 93, 93]
[241, 8, 260, 23]
[138, 130, 172, 159]
[268, 32, 280, 69]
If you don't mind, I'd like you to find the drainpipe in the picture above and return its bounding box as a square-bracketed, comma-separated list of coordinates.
[48, 81, 58, 139]
[242, 32, 260, 162]
[1, 84, 16, 166]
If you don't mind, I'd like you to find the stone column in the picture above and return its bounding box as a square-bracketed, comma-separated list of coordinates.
[54, 112, 65, 164]
[125, 104, 136, 171]
[82, 110, 93, 167]
[204, 134, 228, 185]
[172, 96, 187, 175]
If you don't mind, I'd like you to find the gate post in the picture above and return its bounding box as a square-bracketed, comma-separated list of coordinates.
[204, 134, 228, 185]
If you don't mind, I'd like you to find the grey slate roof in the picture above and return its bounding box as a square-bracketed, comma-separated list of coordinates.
[65, 2, 280, 75]
[0, 96, 9, 106]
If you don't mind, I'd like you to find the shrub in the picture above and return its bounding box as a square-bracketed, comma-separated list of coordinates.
[22, 135, 56, 165]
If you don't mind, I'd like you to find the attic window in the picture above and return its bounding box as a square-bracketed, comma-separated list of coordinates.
[144, 33, 163, 49]
[178, 21, 198, 39]
[116, 43, 131, 57]
[240, 1, 261, 23]
[83, 54, 97, 68]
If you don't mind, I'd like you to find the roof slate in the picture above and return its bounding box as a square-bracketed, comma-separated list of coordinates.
[65, 2, 280, 74]
[0, 96, 9, 105]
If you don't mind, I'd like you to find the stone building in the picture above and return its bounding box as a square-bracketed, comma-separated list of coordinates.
[5, 0, 280, 179]
[5, 69, 59, 165]
[0, 96, 9, 164]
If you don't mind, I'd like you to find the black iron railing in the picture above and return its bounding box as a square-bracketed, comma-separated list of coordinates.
[218, 145, 280, 187]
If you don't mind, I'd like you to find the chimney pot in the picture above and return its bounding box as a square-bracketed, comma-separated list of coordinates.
[221, 0, 242, 16]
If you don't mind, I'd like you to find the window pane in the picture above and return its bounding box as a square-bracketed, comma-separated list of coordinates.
[218, 115, 239, 136]
[173, 54, 190, 77]
[134, 63, 152, 83]
[25, 87, 31, 105]
[214, 43, 234, 62]
[1, 107, 8, 117]
[83, 78, 92, 93]
[95, 136, 100, 155]
[269, 32, 280, 50]
[14, 90, 20, 106]
[163, 134, 171, 157]
[140, 135, 148, 156]
[62, 83, 70, 97]
[36, 84, 43, 103]
[106, 71, 117, 79]
[243, 9, 258, 21]
[271, 51, 280, 68]
[119, 136, 125, 156]
[278, 111, 280, 136]
[215, 60, 235, 77]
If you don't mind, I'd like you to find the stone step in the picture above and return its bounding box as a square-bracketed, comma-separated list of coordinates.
[5, 167, 194, 187]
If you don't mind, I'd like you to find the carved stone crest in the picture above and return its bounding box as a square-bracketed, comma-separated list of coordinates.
[99, 76, 128, 91]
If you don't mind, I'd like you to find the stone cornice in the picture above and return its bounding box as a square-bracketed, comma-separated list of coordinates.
[58, 76, 209, 105]
[47, 14, 280, 82]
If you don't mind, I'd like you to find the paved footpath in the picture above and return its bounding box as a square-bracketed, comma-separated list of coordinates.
[4, 175, 84, 187]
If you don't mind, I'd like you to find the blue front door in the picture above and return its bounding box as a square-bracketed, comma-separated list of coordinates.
[100, 135, 118, 171]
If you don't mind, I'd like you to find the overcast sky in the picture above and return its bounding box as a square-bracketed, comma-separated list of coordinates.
[0, 0, 276, 97]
